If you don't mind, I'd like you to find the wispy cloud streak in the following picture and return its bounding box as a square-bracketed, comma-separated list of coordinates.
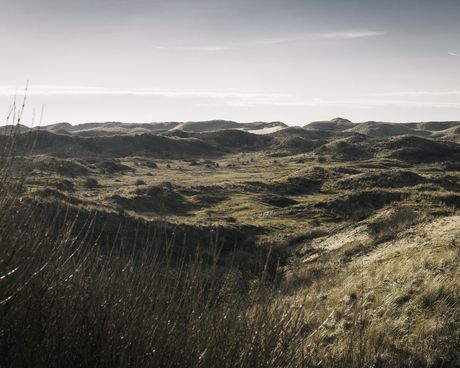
[448, 52, 459, 56]
[151, 30, 386, 51]
[0, 85, 293, 103]
[267, 99, 460, 109]
[4, 86, 454, 111]
[195, 97, 460, 109]
[249, 31, 385, 46]
[373, 91, 460, 97]
[316, 31, 386, 40]
[152, 45, 233, 51]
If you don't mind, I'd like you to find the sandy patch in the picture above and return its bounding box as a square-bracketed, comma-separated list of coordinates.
[302, 214, 460, 265]
[238, 125, 285, 135]
[362, 215, 460, 264]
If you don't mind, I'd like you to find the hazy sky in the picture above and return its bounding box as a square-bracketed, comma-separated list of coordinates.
[1, 0, 459, 126]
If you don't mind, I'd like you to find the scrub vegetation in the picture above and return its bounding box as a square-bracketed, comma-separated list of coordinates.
[2, 115, 460, 367]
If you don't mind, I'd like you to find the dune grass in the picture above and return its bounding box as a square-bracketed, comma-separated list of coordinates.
[0, 125, 311, 367]
[2, 119, 460, 367]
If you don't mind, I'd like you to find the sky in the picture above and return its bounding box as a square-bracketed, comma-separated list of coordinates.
[1, 0, 459, 127]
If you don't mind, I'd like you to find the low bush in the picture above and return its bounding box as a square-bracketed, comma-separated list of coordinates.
[84, 177, 99, 189]
[134, 179, 146, 186]
[55, 179, 75, 191]
[146, 161, 158, 169]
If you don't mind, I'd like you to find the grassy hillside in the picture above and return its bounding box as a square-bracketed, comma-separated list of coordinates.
[2, 124, 460, 367]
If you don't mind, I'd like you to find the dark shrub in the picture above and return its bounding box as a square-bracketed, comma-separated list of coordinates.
[84, 178, 98, 189]
[55, 179, 75, 191]
[134, 179, 146, 187]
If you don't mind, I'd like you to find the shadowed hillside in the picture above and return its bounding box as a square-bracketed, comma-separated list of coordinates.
[12, 125, 460, 161]
[6, 118, 460, 140]
[13, 130, 221, 158]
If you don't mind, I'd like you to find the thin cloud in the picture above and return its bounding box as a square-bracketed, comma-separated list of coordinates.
[235, 30, 386, 46]
[0, 85, 103, 95]
[448, 52, 459, 56]
[152, 45, 233, 51]
[151, 30, 386, 51]
[177, 46, 233, 51]
[10, 86, 457, 110]
[317, 31, 386, 40]
[192, 96, 460, 109]
[7, 86, 454, 111]
[217, 96, 460, 109]
[267, 99, 460, 109]
[0, 85, 293, 102]
[373, 91, 460, 97]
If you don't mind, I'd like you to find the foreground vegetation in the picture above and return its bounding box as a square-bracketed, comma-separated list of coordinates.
[2, 119, 460, 367]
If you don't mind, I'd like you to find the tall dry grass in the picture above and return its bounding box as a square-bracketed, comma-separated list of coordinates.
[0, 120, 309, 367]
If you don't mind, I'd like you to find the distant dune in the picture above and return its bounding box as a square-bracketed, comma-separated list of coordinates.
[415, 121, 460, 131]
[172, 120, 241, 132]
[304, 117, 355, 131]
[172, 120, 287, 134]
[303, 118, 460, 139]
[2, 118, 460, 140]
[344, 121, 430, 138]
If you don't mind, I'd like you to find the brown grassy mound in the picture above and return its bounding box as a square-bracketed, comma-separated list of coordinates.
[12, 130, 221, 158]
[314, 136, 373, 160]
[345, 121, 425, 138]
[259, 194, 299, 208]
[380, 135, 460, 162]
[334, 170, 427, 190]
[304, 117, 355, 131]
[315, 190, 405, 217]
